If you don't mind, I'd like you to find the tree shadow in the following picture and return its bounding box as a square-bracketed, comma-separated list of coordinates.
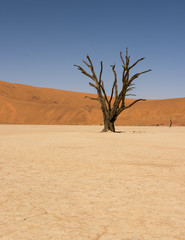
[115, 130, 146, 134]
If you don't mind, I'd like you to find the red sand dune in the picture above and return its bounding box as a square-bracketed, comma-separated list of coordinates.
[0, 80, 184, 126]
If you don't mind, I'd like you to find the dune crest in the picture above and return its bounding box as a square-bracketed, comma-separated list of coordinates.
[0, 80, 184, 126]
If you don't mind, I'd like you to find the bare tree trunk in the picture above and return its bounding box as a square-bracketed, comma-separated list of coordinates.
[101, 112, 116, 132]
[102, 118, 115, 132]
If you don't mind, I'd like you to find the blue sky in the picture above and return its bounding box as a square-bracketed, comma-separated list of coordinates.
[0, 0, 185, 99]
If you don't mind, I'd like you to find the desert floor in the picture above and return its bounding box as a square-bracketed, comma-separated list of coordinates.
[0, 125, 185, 240]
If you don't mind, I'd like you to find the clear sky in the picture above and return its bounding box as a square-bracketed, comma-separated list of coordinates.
[0, 0, 185, 99]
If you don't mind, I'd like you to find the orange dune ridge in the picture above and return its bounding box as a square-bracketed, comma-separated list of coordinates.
[0, 80, 184, 126]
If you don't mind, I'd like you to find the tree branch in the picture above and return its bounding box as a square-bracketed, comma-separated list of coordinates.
[86, 55, 98, 80]
[89, 82, 98, 89]
[120, 51, 125, 66]
[116, 99, 146, 116]
[124, 98, 146, 109]
[84, 96, 99, 101]
[111, 64, 118, 98]
[75, 55, 109, 115]
[126, 93, 136, 96]
[109, 81, 115, 106]
[128, 69, 152, 84]
[74, 65, 93, 80]
[99, 61, 103, 83]
[99, 81, 110, 110]
[129, 57, 145, 70]
[82, 59, 90, 68]
[125, 48, 130, 68]
[126, 87, 135, 93]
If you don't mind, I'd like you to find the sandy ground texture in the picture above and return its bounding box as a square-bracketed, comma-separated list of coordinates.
[0, 125, 185, 240]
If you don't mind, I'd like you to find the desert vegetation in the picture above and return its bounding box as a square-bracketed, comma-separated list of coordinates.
[75, 49, 151, 132]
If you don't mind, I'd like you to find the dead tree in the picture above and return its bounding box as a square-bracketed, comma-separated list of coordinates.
[169, 118, 173, 127]
[74, 49, 151, 132]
